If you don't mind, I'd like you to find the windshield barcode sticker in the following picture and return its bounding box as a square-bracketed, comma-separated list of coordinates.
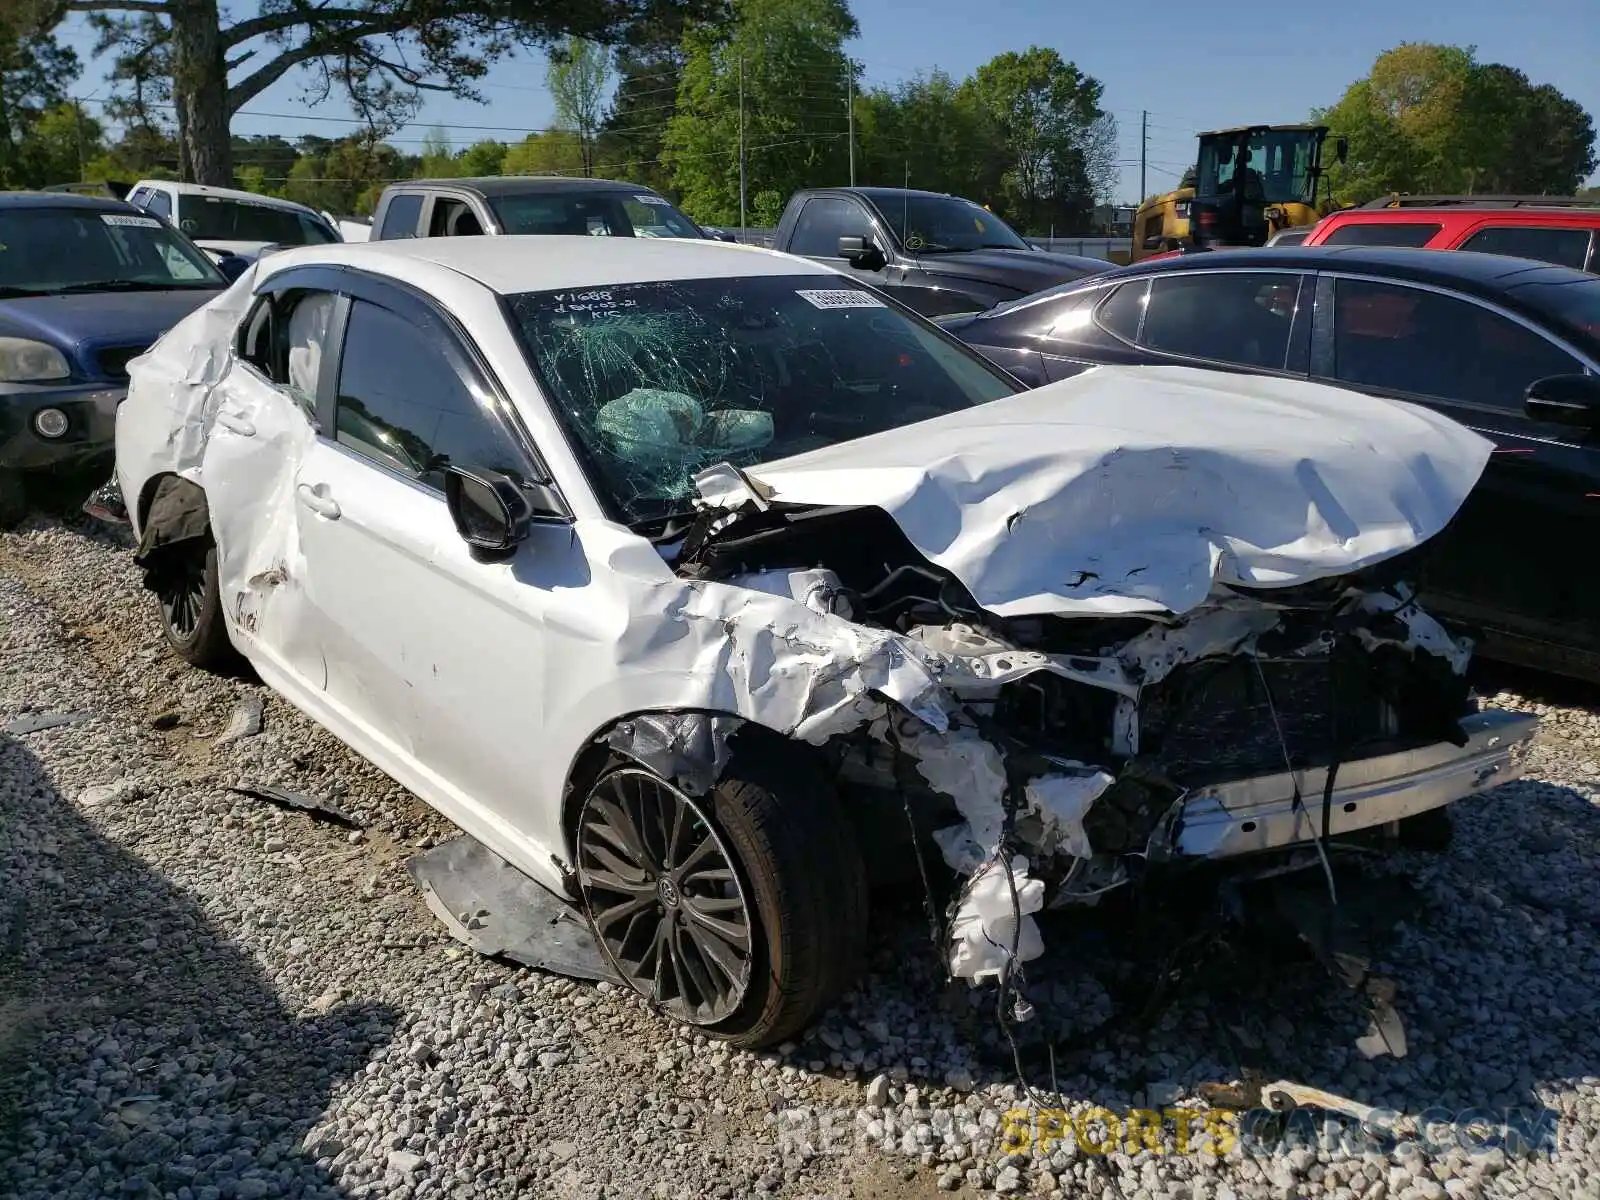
[101, 213, 163, 228]
[634, 194, 669, 205]
[796, 289, 885, 310]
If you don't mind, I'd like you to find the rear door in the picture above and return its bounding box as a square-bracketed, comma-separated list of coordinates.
[1451, 222, 1597, 274]
[1310, 272, 1600, 667]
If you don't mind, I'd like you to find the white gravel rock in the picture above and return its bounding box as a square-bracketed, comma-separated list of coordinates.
[4, 517, 1600, 1200]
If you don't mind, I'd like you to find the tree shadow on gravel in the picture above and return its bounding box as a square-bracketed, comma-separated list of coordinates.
[0, 734, 398, 1200]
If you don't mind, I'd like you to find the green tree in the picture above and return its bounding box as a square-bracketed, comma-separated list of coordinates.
[231, 133, 298, 191]
[961, 47, 1110, 233]
[34, 0, 726, 188]
[502, 129, 586, 175]
[603, 39, 688, 193]
[855, 71, 998, 201]
[419, 127, 457, 178]
[456, 139, 508, 176]
[0, 11, 81, 187]
[547, 36, 611, 176]
[1318, 44, 1596, 200]
[662, 0, 856, 225]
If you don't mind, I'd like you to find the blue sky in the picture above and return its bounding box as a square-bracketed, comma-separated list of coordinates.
[56, 0, 1600, 204]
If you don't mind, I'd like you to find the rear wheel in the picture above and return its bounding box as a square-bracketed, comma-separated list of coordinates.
[152, 540, 236, 669]
[575, 739, 869, 1047]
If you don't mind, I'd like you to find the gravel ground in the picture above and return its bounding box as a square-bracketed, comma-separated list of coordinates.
[3, 514, 1600, 1200]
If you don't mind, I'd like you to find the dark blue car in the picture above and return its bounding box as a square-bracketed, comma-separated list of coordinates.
[0, 192, 232, 521]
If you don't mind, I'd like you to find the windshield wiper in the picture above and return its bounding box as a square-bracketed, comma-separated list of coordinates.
[51, 279, 215, 294]
[0, 285, 52, 298]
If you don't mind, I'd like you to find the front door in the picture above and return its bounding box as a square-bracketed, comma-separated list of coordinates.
[1310, 273, 1600, 667]
[287, 281, 578, 865]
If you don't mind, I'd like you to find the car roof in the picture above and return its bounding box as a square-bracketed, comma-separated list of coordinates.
[134, 179, 327, 217]
[823, 186, 967, 203]
[257, 234, 838, 294]
[1321, 206, 1600, 224]
[397, 176, 668, 198]
[0, 191, 141, 212]
[1107, 244, 1591, 291]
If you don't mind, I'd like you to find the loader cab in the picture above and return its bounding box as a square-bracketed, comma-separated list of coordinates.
[1188, 125, 1342, 250]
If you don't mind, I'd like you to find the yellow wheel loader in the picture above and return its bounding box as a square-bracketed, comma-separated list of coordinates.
[1130, 124, 1350, 261]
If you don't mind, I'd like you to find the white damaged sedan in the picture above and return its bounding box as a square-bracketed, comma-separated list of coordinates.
[116, 236, 1535, 1046]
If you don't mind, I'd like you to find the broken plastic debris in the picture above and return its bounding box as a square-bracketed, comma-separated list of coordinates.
[213, 696, 265, 746]
[1356, 976, 1408, 1059]
[1025, 770, 1115, 860]
[226, 783, 358, 827]
[3, 711, 91, 735]
[406, 836, 612, 981]
[82, 477, 131, 525]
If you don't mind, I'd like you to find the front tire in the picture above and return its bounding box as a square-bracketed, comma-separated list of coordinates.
[575, 738, 869, 1048]
[152, 540, 236, 670]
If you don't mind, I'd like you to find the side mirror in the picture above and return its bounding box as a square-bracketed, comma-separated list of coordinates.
[444, 466, 541, 556]
[837, 235, 882, 267]
[216, 255, 249, 282]
[1335, 136, 1349, 164]
[1525, 374, 1600, 428]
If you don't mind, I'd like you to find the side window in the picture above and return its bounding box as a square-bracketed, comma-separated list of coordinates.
[1095, 281, 1147, 342]
[1138, 273, 1300, 369]
[236, 291, 337, 420]
[378, 193, 424, 239]
[1459, 225, 1591, 271]
[428, 198, 484, 237]
[1320, 221, 1441, 248]
[334, 299, 526, 488]
[127, 187, 151, 209]
[145, 190, 172, 220]
[789, 198, 871, 258]
[1329, 278, 1583, 410]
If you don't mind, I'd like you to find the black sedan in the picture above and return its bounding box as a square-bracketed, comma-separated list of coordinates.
[943, 245, 1600, 683]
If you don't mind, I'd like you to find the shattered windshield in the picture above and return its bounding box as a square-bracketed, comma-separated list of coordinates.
[506, 274, 1020, 523]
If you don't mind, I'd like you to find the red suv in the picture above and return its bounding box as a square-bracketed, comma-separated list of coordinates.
[1300, 196, 1600, 272]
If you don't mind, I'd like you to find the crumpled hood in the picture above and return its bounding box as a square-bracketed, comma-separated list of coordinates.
[695, 365, 1494, 618]
[913, 247, 1109, 295]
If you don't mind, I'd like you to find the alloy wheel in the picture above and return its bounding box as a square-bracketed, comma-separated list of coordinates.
[576, 767, 754, 1025]
[157, 554, 207, 640]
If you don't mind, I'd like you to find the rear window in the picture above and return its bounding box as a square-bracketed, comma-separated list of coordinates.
[1321, 222, 1443, 248]
[178, 197, 336, 246]
[490, 191, 703, 240]
[1509, 276, 1600, 342]
[1459, 225, 1592, 271]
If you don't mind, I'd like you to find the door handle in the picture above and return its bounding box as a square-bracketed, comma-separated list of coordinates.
[296, 483, 341, 519]
[216, 410, 255, 436]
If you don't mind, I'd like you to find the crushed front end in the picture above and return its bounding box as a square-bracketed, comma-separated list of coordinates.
[674, 503, 1535, 988]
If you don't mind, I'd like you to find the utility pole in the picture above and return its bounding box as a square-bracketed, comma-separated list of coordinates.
[846, 62, 855, 186]
[738, 56, 747, 232]
[1139, 110, 1148, 200]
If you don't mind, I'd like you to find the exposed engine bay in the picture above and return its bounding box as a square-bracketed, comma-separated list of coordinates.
[669, 500, 1498, 987]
